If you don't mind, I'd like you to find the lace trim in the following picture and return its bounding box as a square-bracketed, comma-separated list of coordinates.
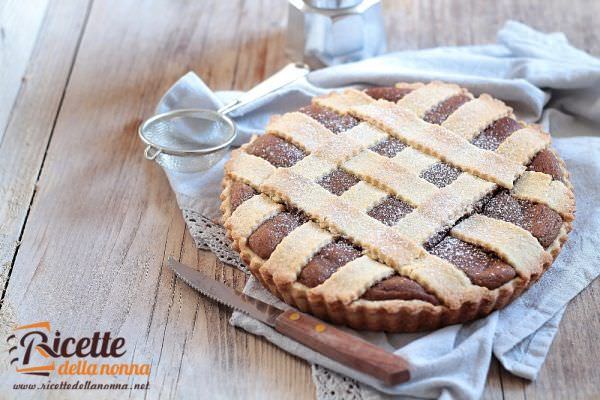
[182, 209, 248, 273]
[312, 364, 364, 400]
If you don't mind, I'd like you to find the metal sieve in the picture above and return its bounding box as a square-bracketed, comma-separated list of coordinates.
[139, 63, 309, 173]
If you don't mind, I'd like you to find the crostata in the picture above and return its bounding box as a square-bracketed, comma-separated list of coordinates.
[220, 81, 575, 332]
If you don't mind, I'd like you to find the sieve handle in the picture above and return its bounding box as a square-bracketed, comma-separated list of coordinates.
[144, 145, 162, 160]
[217, 63, 309, 116]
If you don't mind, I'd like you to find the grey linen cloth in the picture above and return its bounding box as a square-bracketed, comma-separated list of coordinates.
[155, 21, 600, 400]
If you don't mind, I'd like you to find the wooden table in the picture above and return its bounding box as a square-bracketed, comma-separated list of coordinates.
[1, 1, 599, 399]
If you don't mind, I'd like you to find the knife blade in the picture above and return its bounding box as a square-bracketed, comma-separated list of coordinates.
[168, 256, 410, 386]
[168, 257, 283, 326]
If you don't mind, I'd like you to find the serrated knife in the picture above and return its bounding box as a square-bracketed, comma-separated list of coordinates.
[168, 257, 410, 385]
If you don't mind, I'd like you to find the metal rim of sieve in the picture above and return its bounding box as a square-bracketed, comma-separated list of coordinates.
[138, 108, 237, 160]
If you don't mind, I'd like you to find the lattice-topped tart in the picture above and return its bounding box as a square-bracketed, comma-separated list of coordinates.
[220, 82, 575, 332]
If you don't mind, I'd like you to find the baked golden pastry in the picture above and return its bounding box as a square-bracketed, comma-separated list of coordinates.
[220, 82, 575, 332]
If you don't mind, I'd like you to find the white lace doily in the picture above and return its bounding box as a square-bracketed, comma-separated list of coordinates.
[182, 208, 364, 400]
[182, 209, 248, 273]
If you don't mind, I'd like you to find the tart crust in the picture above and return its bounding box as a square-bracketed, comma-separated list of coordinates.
[219, 82, 575, 332]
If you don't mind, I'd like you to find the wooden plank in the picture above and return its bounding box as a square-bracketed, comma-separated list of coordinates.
[498, 368, 528, 400]
[0, 0, 50, 142]
[0, 1, 91, 294]
[1, 0, 599, 399]
[155, 231, 314, 399]
[0, 0, 313, 399]
[482, 359, 504, 400]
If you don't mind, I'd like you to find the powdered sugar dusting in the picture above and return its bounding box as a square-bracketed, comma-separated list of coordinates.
[482, 190, 563, 247]
[318, 169, 360, 195]
[300, 104, 359, 134]
[430, 236, 516, 289]
[482, 190, 526, 228]
[420, 162, 461, 188]
[367, 196, 414, 226]
[472, 117, 522, 150]
[369, 137, 406, 158]
[423, 94, 471, 125]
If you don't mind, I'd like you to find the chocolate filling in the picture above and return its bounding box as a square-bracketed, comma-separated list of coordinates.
[423, 228, 452, 251]
[472, 117, 522, 151]
[422, 189, 498, 251]
[367, 196, 414, 226]
[527, 149, 564, 182]
[370, 137, 407, 158]
[247, 211, 307, 259]
[472, 190, 498, 214]
[299, 104, 358, 134]
[318, 168, 360, 195]
[361, 276, 440, 305]
[430, 236, 516, 290]
[364, 86, 414, 102]
[483, 190, 562, 248]
[230, 181, 257, 212]
[246, 134, 306, 168]
[298, 240, 362, 288]
[420, 162, 462, 188]
[423, 94, 471, 125]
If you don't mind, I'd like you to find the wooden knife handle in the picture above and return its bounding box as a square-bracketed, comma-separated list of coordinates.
[274, 309, 410, 385]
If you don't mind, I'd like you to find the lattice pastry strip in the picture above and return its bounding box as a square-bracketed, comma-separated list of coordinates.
[260, 169, 424, 269]
[395, 82, 425, 90]
[451, 214, 552, 280]
[287, 142, 365, 184]
[343, 150, 438, 207]
[225, 194, 283, 240]
[312, 88, 375, 114]
[441, 94, 513, 140]
[335, 122, 388, 148]
[390, 147, 438, 175]
[397, 254, 487, 309]
[311, 132, 372, 164]
[266, 108, 437, 209]
[350, 100, 526, 188]
[339, 182, 388, 212]
[397, 81, 466, 117]
[288, 155, 337, 181]
[308, 255, 395, 304]
[225, 150, 276, 189]
[395, 174, 496, 244]
[512, 171, 575, 220]
[260, 169, 332, 215]
[282, 123, 384, 181]
[267, 112, 336, 152]
[496, 127, 551, 164]
[261, 221, 334, 285]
